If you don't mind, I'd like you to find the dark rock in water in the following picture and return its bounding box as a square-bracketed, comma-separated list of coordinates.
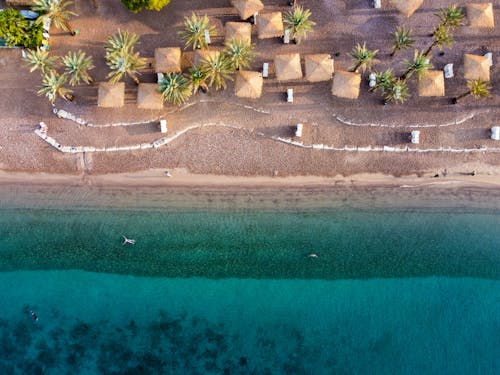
[239, 356, 248, 366]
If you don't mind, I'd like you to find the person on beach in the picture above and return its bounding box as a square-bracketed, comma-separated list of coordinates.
[30, 310, 38, 321]
[122, 236, 136, 245]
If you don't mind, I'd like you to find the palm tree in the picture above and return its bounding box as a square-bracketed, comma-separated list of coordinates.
[62, 50, 95, 85]
[390, 27, 414, 57]
[223, 39, 256, 70]
[158, 73, 192, 105]
[32, 0, 78, 36]
[189, 65, 209, 94]
[423, 25, 453, 57]
[400, 50, 433, 81]
[372, 69, 396, 94]
[23, 48, 58, 74]
[201, 53, 234, 91]
[349, 43, 379, 73]
[452, 79, 491, 104]
[383, 79, 410, 104]
[104, 30, 139, 56]
[105, 49, 145, 85]
[436, 4, 464, 28]
[38, 70, 74, 103]
[283, 6, 316, 44]
[179, 13, 215, 50]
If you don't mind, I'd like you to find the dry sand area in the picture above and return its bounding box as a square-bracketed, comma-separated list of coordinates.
[1, 0, 500, 180]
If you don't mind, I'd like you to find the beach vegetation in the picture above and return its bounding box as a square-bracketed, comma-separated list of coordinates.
[38, 70, 74, 103]
[436, 4, 465, 28]
[223, 39, 256, 71]
[200, 53, 234, 91]
[62, 50, 95, 85]
[23, 48, 58, 74]
[423, 25, 453, 57]
[158, 72, 192, 105]
[189, 65, 209, 94]
[0, 9, 43, 49]
[400, 50, 433, 81]
[32, 0, 78, 36]
[283, 6, 316, 44]
[120, 0, 170, 13]
[179, 13, 215, 50]
[452, 79, 491, 104]
[383, 79, 410, 104]
[105, 31, 145, 85]
[349, 43, 379, 73]
[372, 69, 396, 94]
[390, 27, 414, 57]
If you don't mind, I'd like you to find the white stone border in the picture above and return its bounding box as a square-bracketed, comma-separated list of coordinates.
[35, 126, 500, 154]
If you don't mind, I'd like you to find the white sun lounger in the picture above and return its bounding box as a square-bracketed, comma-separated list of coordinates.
[484, 52, 493, 67]
[160, 119, 168, 134]
[287, 89, 293, 103]
[295, 123, 303, 137]
[204, 29, 211, 45]
[262, 63, 269, 78]
[491, 126, 500, 140]
[284, 29, 290, 44]
[411, 130, 420, 144]
[157, 73, 164, 83]
[444, 63, 454, 78]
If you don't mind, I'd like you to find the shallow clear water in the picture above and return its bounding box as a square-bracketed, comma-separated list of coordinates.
[0, 204, 499, 374]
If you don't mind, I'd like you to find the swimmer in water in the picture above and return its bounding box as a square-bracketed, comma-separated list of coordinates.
[308, 253, 318, 258]
[122, 236, 136, 245]
[30, 311, 38, 321]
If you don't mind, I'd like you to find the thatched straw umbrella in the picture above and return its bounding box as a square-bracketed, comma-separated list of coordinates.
[235, 71, 263, 98]
[193, 49, 220, 66]
[137, 83, 163, 109]
[256, 12, 284, 39]
[231, 0, 264, 20]
[225, 22, 252, 46]
[464, 53, 490, 81]
[154, 47, 181, 73]
[304, 54, 334, 82]
[274, 53, 302, 81]
[98, 82, 125, 108]
[389, 0, 423, 17]
[466, 3, 494, 28]
[418, 70, 445, 97]
[331, 71, 361, 99]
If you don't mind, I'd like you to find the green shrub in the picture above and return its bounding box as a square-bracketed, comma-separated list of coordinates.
[0, 9, 43, 49]
[120, 0, 171, 13]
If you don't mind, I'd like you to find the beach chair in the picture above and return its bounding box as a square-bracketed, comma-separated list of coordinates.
[444, 63, 454, 78]
[262, 63, 269, 78]
[491, 126, 500, 140]
[204, 29, 211, 45]
[411, 130, 420, 144]
[373, 0, 381, 8]
[369, 73, 377, 88]
[157, 73, 164, 83]
[284, 29, 290, 44]
[295, 123, 303, 137]
[287, 88, 294, 103]
[484, 52, 493, 67]
[160, 119, 168, 134]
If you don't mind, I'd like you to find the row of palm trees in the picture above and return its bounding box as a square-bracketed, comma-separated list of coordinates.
[23, 48, 94, 103]
[347, 4, 491, 104]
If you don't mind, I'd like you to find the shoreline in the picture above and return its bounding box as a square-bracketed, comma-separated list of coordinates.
[1, 169, 500, 211]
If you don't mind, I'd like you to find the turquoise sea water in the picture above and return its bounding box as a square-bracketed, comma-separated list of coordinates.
[0, 197, 499, 374]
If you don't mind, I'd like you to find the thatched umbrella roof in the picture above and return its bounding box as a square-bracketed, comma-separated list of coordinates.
[274, 53, 302, 81]
[304, 54, 334, 82]
[331, 71, 361, 99]
[466, 3, 494, 28]
[98, 82, 125, 108]
[231, 0, 264, 20]
[137, 83, 163, 110]
[463, 53, 490, 81]
[256, 12, 284, 39]
[225, 22, 252, 46]
[418, 70, 445, 97]
[390, 0, 423, 17]
[193, 49, 220, 66]
[235, 71, 263, 99]
[154, 47, 181, 73]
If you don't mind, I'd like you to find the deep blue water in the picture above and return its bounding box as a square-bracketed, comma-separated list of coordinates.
[0, 204, 499, 374]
